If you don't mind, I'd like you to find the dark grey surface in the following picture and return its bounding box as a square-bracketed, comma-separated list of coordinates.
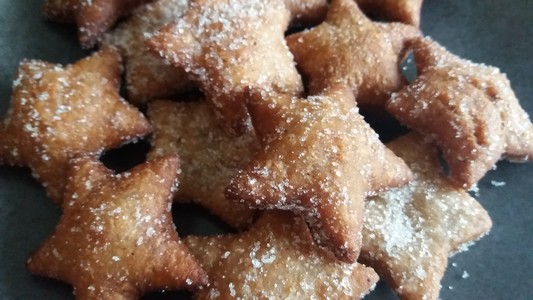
[0, 0, 532, 299]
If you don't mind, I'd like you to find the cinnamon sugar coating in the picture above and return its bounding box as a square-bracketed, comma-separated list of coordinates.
[147, 0, 329, 134]
[26, 155, 208, 299]
[147, 99, 259, 229]
[226, 86, 412, 262]
[286, 0, 420, 107]
[356, 0, 424, 27]
[386, 37, 533, 188]
[361, 132, 492, 300]
[185, 211, 379, 299]
[101, 0, 195, 104]
[0, 48, 151, 203]
[43, 0, 152, 48]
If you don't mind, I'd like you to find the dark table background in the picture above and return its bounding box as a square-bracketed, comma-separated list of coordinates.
[0, 0, 531, 299]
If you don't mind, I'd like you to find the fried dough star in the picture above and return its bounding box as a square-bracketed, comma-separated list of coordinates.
[361, 132, 492, 300]
[43, 0, 152, 48]
[27, 155, 207, 299]
[286, 0, 420, 107]
[147, 0, 327, 134]
[356, 0, 424, 27]
[101, 0, 195, 104]
[147, 99, 260, 229]
[185, 211, 379, 299]
[225, 86, 412, 262]
[0, 48, 151, 203]
[386, 37, 533, 188]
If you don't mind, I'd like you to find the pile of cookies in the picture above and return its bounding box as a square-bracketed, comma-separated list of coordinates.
[1, 0, 532, 299]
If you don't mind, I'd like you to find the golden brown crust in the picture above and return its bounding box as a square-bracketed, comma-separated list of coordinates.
[286, 0, 420, 107]
[225, 86, 412, 262]
[361, 132, 492, 300]
[147, 99, 259, 229]
[26, 155, 208, 300]
[356, 0, 424, 27]
[283, 0, 328, 26]
[185, 211, 379, 299]
[386, 37, 533, 188]
[146, 0, 306, 135]
[101, 0, 196, 104]
[0, 48, 151, 203]
[43, 0, 152, 48]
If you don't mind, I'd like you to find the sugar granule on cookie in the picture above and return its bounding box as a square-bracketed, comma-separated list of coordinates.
[386, 37, 533, 188]
[26, 155, 208, 299]
[185, 211, 379, 299]
[147, 99, 260, 229]
[43, 0, 153, 48]
[101, 0, 195, 105]
[225, 86, 412, 263]
[356, 0, 424, 27]
[0, 48, 151, 204]
[361, 132, 492, 300]
[147, 0, 329, 134]
[286, 0, 420, 107]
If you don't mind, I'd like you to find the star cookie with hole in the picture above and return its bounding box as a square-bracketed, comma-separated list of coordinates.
[43, 0, 153, 48]
[386, 37, 533, 188]
[286, 0, 420, 107]
[360, 132, 492, 300]
[356, 0, 424, 27]
[147, 99, 260, 229]
[101, 0, 195, 105]
[0, 48, 151, 203]
[147, 0, 327, 134]
[26, 155, 208, 299]
[185, 211, 379, 299]
[225, 86, 412, 262]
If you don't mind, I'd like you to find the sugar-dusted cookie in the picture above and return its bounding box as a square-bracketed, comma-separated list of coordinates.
[226, 86, 412, 262]
[185, 211, 379, 299]
[0, 48, 151, 203]
[147, 0, 330, 134]
[147, 99, 259, 229]
[43, 0, 152, 48]
[361, 132, 492, 300]
[286, 0, 419, 107]
[101, 0, 195, 105]
[356, 0, 424, 27]
[27, 155, 207, 299]
[386, 37, 533, 188]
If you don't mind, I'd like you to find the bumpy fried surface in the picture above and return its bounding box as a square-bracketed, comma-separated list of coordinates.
[356, 0, 423, 27]
[26, 155, 207, 300]
[286, 0, 419, 107]
[225, 86, 412, 263]
[0, 48, 151, 203]
[185, 211, 379, 299]
[147, 0, 329, 134]
[361, 132, 492, 300]
[147, 99, 259, 229]
[386, 37, 533, 188]
[43, 0, 152, 48]
[101, 0, 195, 104]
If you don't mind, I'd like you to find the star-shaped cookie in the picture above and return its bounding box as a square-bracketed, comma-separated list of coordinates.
[225, 86, 412, 262]
[101, 0, 195, 105]
[43, 0, 152, 48]
[360, 132, 492, 300]
[27, 155, 208, 299]
[185, 211, 379, 299]
[0, 48, 151, 203]
[386, 37, 533, 188]
[147, 99, 260, 229]
[286, 0, 420, 107]
[147, 0, 329, 134]
[356, 0, 424, 27]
